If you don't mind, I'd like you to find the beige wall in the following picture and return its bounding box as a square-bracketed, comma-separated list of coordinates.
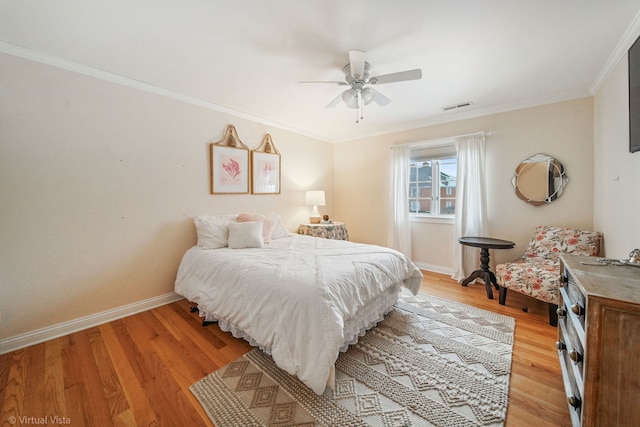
[334, 98, 595, 273]
[0, 53, 333, 340]
[594, 55, 640, 258]
[4, 47, 637, 346]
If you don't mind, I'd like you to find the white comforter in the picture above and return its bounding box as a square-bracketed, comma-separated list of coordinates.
[174, 234, 422, 394]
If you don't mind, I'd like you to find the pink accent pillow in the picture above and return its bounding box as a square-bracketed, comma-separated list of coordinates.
[237, 213, 274, 243]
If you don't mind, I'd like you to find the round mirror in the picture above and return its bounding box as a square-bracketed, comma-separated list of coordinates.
[512, 153, 569, 206]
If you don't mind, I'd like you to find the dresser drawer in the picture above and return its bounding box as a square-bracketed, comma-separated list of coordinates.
[559, 286, 586, 344]
[558, 294, 585, 427]
[557, 313, 584, 391]
[557, 345, 582, 427]
[565, 275, 586, 329]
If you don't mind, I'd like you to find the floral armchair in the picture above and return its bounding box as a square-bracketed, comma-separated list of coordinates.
[495, 226, 602, 326]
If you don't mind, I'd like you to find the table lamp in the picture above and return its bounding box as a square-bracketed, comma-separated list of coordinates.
[305, 190, 325, 224]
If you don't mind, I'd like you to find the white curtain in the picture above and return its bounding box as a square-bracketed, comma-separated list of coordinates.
[452, 134, 488, 282]
[387, 145, 412, 257]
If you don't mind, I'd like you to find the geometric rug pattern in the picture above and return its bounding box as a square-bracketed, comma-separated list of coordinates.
[190, 290, 515, 426]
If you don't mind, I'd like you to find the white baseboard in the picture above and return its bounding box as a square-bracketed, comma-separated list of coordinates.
[0, 264, 452, 355]
[0, 292, 184, 355]
[414, 262, 454, 276]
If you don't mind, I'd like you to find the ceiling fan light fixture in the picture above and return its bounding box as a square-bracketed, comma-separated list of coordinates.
[361, 87, 375, 105]
[342, 89, 358, 108]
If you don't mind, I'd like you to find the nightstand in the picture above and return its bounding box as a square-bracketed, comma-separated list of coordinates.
[297, 222, 349, 240]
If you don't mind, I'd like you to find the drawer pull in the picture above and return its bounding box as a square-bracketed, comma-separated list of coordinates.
[569, 349, 583, 363]
[571, 303, 584, 316]
[568, 395, 582, 409]
[556, 307, 566, 318]
[555, 340, 566, 351]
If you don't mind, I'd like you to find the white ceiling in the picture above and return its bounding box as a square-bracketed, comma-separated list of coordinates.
[1, 1, 640, 143]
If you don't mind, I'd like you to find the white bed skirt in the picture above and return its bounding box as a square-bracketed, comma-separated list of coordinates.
[197, 283, 402, 359]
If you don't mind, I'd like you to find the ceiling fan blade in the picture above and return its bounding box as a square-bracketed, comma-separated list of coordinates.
[370, 69, 422, 85]
[299, 80, 348, 85]
[369, 88, 391, 106]
[348, 50, 366, 79]
[325, 93, 343, 108]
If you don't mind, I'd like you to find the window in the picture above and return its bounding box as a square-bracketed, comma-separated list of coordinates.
[409, 156, 457, 217]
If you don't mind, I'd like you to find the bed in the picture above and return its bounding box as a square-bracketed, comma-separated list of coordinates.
[174, 213, 423, 395]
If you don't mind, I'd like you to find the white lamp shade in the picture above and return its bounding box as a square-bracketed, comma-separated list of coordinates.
[342, 89, 358, 109]
[305, 190, 325, 223]
[305, 190, 325, 206]
[361, 87, 376, 105]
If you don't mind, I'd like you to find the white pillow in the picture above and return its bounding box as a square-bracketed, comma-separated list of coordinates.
[228, 221, 264, 249]
[268, 212, 290, 240]
[237, 213, 274, 243]
[194, 214, 237, 249]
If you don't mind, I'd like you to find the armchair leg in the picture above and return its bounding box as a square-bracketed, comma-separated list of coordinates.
[498, 286, 507, 305]
[548, 303, 558, 327]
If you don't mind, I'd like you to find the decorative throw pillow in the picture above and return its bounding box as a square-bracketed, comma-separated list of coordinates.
[194, 214, 237, 249]
[237, 213, 274, 243]
[268, 212, 290, 240]
[228, 221, 264, 249]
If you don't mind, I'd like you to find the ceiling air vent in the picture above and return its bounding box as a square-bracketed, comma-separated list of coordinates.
[442, 101, 473, 111]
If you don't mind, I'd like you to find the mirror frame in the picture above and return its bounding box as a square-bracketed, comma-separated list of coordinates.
[512, 153, 569, 206]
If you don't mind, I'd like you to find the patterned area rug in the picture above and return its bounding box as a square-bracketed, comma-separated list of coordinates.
[190, 290, 515, 426]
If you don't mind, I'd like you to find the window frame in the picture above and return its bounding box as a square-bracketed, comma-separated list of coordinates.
[408, 148, 457, 223]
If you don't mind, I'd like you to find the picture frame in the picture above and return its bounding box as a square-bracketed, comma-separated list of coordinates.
[251, 134, 281, 194]
[210, 125, 250, 194]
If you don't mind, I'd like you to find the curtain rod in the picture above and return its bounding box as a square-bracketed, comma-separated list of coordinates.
[390, 130, 491, 150]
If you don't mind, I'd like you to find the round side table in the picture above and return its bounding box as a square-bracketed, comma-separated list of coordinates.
[458, 236, 515, 299]
[297, 222, 349, 240]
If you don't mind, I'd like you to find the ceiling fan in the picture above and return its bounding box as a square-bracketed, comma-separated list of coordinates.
[300, 50, 422, 123]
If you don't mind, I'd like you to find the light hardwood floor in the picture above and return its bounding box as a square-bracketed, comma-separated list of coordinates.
[0, 271, 570, 426]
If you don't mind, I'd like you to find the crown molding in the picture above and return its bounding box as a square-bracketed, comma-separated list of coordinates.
[2, 21, 636, 146]
[590, 10, 640, 94]
[0, 41, 329, 142]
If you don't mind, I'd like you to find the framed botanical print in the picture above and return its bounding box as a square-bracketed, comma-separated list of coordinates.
[210, 125, 250, 194]
[251, 134, 281, 194]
